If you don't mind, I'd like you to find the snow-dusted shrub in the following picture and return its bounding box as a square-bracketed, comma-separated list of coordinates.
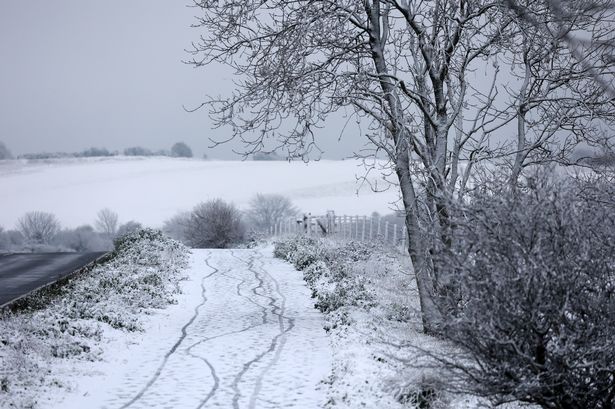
[435, 177, 615, 409]
[313, 276, 375, 313]
[302, 260, 329, 288]
[385, 302, 413, 323]
[274, 236, 375, 313]
[273, 235, 319, 261]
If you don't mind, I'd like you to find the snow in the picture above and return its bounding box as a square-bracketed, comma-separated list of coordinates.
[0, 157, 399, 229]
[39, 248, 332, 409]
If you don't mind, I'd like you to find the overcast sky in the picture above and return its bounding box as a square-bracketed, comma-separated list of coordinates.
[0, 1, 363, 159]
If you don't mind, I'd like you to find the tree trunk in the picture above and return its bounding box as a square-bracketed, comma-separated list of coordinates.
[396, 143, 443, 334]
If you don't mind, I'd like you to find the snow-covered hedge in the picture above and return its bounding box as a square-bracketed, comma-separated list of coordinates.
[274, 236, 375, 314]
[0, 228, 189, 408]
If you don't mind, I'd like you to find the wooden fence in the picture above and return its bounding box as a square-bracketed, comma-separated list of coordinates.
[271, 214, 408, 252]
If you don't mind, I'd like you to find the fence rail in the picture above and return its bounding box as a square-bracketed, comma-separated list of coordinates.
[271, 214, 408, 253]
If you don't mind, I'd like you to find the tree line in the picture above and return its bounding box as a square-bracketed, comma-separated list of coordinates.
[0, 141, 195, 160]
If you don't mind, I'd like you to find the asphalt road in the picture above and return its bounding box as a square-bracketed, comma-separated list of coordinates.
[0, 252, 106, 307]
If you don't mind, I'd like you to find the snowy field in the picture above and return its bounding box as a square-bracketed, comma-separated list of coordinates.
[0, 157, 400, 229]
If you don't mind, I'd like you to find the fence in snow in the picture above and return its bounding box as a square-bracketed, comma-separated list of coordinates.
[271, 214, 408, 252]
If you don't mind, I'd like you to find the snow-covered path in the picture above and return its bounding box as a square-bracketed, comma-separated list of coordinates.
[51, 248, 332, 409]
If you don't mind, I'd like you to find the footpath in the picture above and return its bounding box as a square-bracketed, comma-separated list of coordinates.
[50, 248, 332, 409]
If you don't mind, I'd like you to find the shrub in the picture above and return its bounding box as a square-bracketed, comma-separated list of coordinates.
[185, 199, 245, 248]
[435, 177, 615, 409]
[274, 236, 375, 313]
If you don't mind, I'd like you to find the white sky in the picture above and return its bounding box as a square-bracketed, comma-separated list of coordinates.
[0, 1, 365, 159]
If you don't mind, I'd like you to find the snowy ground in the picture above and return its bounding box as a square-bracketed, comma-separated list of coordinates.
[0, 157, 399, 228]
[40, 248, 332, 409]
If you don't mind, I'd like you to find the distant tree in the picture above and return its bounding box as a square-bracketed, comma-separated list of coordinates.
[123, 146, 153, 156]
[245, 194, 298, 233]
[95, 208, 119, 237]
[252, 152, 283, 161]
[54, 225, 100, 252]
[162, 211, 191, 243]
[78, 147, 113, 157]
[17, 211, 60, 244]
[186, 199, 245, 248]
[0, 141, 12, 160]
[171, 142, 193, 158]
[117, 221, 142, 237]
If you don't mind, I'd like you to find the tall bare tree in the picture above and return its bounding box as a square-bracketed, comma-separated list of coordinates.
[95, 208, 119, 238]
[188, 0, 615, 332]
[246, 194, 299, 233]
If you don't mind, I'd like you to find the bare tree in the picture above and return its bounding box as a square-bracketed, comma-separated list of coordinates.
[188, 0, 615, 332]
[95, 208, 119, 238]
[245, 194, 299, 233]
[185, 199, 245, 248]
[17, 211, 60, 244]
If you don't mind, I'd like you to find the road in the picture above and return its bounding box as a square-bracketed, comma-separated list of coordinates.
[0, 252, 106, 307]
[54, 248, 332, 409]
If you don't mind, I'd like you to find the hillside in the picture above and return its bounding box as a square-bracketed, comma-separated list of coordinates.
[0, 157, 399, 228]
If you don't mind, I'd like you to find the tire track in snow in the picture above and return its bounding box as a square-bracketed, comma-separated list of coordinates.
[229, 250, 296, 409]
[119, 252, 219, 409]
[184, 251, 273, 409]
[248, 255, 296, 409]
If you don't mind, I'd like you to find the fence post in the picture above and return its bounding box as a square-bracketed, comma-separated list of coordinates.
[362, 216, 366, 241]
[377, 218, 382, 237]
[393, 224, 398, 245]
[369, 217, 373, 239]
[401, 226, 407, 252]
[385, 221, 389, 243]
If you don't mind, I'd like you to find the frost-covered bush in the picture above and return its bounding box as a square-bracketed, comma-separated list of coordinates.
[313, 276, 375, 313]
[435, 177, 615, 409]
[185, 199, 246, 248]
[273, 235, 318, 260]
[0, 228, 189, 406]
[274, 237, 375, 313]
